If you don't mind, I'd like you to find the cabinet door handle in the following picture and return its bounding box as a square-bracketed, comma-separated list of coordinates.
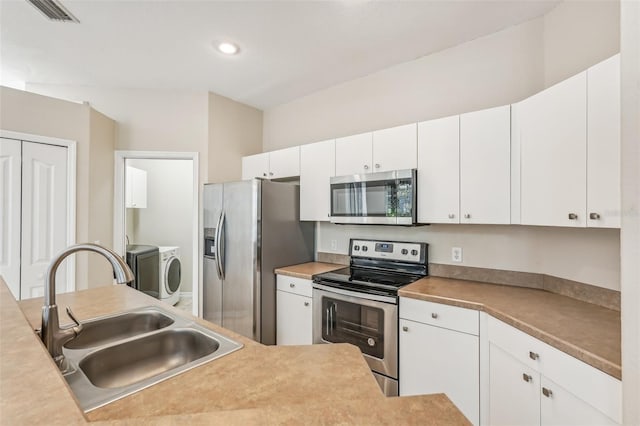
[375, 163, 380, 169]
[262, 173, 267, 177]
[448, 213, 455, 219]
[304, 301, 309, 307]
[542, 387, 553, 398]
[589, 212, 601, 220]
[431, 313, 438, 319]
[529, 351, 539, 360]
[568, 213, 578, 220]
[402, 326, 409, 332]
[522, 373, 532, 383]
[364, 165, 369, 170]
[464, 213, 471, 219]
[269, 172, 274, 176]
[289, 283, 295, 288]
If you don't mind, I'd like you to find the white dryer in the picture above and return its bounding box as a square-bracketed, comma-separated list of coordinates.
[158, 246, 181, 306]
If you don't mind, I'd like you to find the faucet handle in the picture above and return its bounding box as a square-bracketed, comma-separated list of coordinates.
[65, 307, 83, 334]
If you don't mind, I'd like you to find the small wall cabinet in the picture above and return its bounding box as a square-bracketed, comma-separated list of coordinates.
[242, 146, 300, 180]
[125, 166, 147, 208]
[276, 275, 313, 345]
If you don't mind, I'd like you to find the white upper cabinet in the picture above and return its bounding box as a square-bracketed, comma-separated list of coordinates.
[125, 166, 147, 208]
[335, 132, 373, 176]
[417, 115, 460, 223]
[460, 105, 511, 224]
[300, 139, 335, 221]
[269, 146, 300, 179]
[372, 123, 417, 172]
[242, 152, 269, 180]
[242, 146, 300, 180]
[518, 71, 588, 227]
[587, 54, 620, 228]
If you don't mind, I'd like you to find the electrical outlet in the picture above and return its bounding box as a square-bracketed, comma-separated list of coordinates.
[330, 239, 337, 251]
[452, 247, 463, 263]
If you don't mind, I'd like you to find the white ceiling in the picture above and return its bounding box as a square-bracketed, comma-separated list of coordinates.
[0, 0, 560, 109]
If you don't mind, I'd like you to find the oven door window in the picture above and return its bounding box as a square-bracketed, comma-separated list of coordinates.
[321, 296, 384, 359]
[331, 181, 396, 217]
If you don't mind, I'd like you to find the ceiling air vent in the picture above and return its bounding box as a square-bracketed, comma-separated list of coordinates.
[25, 0, 79, 23]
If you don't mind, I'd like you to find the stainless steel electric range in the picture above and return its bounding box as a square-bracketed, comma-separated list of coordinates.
[312, 238, 428, 396]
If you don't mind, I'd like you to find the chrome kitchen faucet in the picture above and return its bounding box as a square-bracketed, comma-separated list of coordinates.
[41, 243, 134, 372]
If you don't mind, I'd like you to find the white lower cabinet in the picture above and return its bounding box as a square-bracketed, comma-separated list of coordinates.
[276, 275, 313, 345]
[399, 297, 480, 425]
[489, 343, 541, 426]
[488, 316, 621, 425]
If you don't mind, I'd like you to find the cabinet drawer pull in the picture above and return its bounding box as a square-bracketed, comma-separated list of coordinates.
[464, 213, 471, 219]
[304, 301, 309, 307]
[263, 173, 267, 177]
[529, 351, 539, 360]
[568, 213, 578, 220]
[522, 373, 532, 383]
[589, 212, 601, 220]
[431, 313, 438, 319]
[542, 387, 553, 398]
[364, 165, 369, 170]
[289, 283, 295, 288]
[402, 326, 409, 332]
[448, 213, 455, 219]
[375, 163, 380, 169]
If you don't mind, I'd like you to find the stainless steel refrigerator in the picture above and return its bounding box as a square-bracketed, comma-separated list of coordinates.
[203, 179, 315, 345]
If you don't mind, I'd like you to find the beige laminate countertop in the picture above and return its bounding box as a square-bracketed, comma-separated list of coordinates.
[399, 277, 621, 379]
[1, 278, 469, 425]
[274, 262, 344, 280]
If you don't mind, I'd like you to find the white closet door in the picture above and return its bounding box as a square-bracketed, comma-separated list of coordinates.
[0, 138, 22, 299]
[21, 142, 68, 299]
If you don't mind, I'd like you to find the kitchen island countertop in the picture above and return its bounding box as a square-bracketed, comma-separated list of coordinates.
[1, 278, 469, 425]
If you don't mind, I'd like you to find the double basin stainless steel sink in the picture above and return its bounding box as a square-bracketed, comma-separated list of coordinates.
[60, 306, 243, 412]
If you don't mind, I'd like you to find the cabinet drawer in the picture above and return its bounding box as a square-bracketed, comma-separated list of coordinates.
[276, 275, 313, 297]
[488, 315, 545, 372]
[488, 316, 621, 423]
[399, 297, 479, 336]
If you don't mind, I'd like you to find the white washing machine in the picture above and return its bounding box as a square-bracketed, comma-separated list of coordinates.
[158, 246, 181, 306]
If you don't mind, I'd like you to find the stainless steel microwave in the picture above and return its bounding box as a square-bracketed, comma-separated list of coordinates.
[330, 169, 417, 225]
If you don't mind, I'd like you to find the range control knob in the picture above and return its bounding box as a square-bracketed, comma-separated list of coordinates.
[401, 249, 408, 255]
[362, 246, 368, 252]
[353, 245, 360, 251]
[411, 249, 418, 256]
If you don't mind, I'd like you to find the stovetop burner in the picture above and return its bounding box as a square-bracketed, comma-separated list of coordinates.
[320, 266, 422, 288]
[313, 239, 428, 299]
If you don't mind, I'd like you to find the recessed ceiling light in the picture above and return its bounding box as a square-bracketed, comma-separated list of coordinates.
[217, 42, 239, 55]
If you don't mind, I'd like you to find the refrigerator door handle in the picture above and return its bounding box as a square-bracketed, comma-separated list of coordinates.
[218, 211, 226, 280]
[214, 211, 224, 280]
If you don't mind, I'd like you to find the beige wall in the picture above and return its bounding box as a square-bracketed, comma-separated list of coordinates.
[620, 0, 640, 422]
[543, 0, 620, 87]
[88, 108, 117, 285]
[208, 92, 263, 183]
[263, 17, 544, 150]
[0, 86, 116, 289]
[261, 1, 622, 290]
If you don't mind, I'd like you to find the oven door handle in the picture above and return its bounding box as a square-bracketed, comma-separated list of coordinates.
[313, 283, 397, 304]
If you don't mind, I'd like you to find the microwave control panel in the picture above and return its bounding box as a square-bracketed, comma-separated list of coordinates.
[349, 239, 425, 263]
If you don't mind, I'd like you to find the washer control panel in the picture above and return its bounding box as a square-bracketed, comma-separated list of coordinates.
[350, 239, 425, 263]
